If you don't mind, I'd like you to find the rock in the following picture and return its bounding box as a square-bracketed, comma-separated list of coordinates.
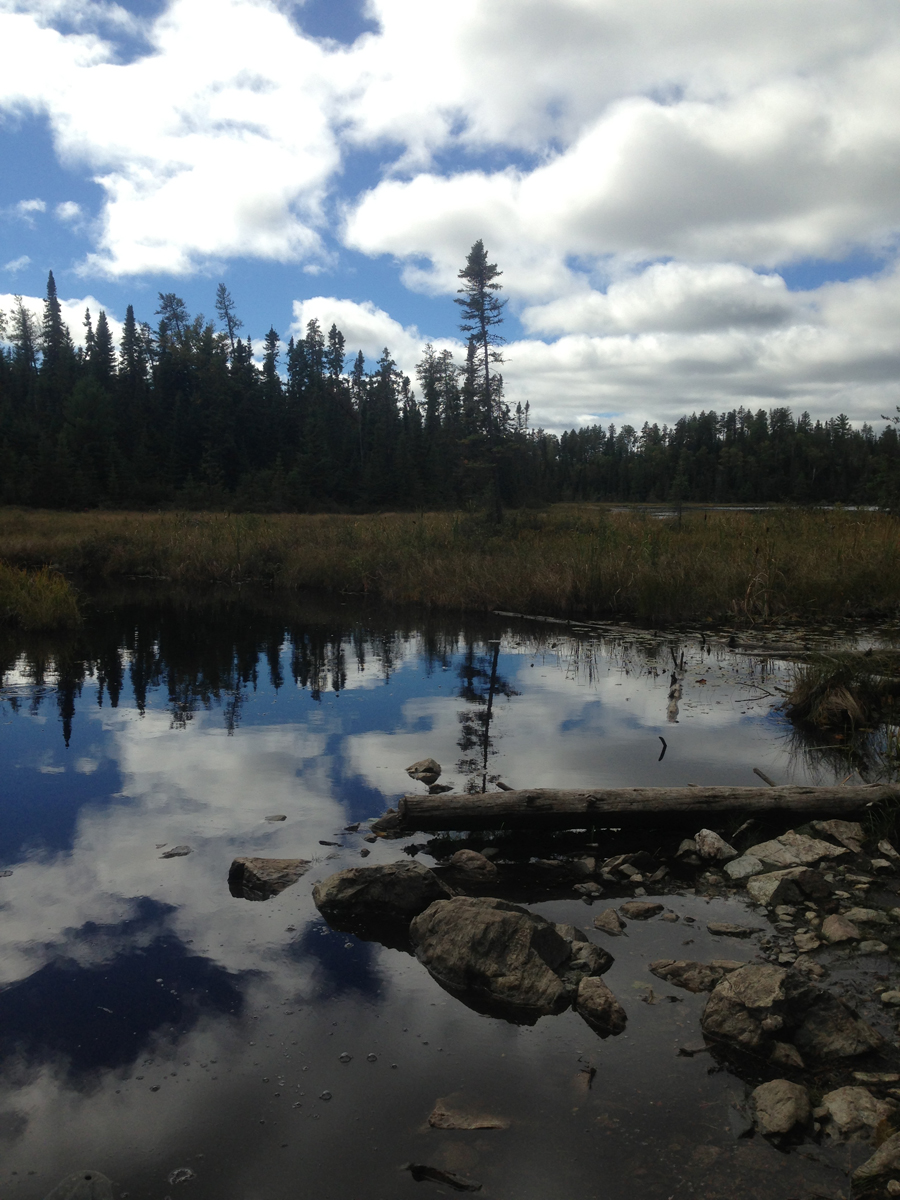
[793, 994, 883, 1060]
[574, 881, 604, 900]
[845, 907, 892, 926]
[724, 854, 765, 881]
[619, 901, 664, 920]
[264, 814, 287, 822]
[793, 931, 821, 952]
[228, 856, 311, 901]
[676, 838, 698, 857]
[707, 922, 756, 938]
[409, 896, 610, 1023]
[858, 940, 890, 955]
[429, 783, 454, 794]
[853, 1132, 900, 1197]
[448, 849, 498, 877]
[872, 857, 895, 871]
[403, 1164, 482, 1192]
[747, 831, 848, 869]
[793, 954, 827, 980]
[695, 829, 738, 860]
[750, 1079, 810, 1137]
[701, 965, 822, 1053]
[159, 845, 192, 858]
[814, 819, 865, 853]
[879, 839, 900, 861]
[822, 913, 861, 942]
[313, 860, 453, 922]
[746, 867, 829, 906]
[821, 1086, 899, 1142]
[770, 1041, 805, 1068]
[576, 976, 627, 1038]
[428, 1098, 509, 1130]
[406, 758, 441, 781]
[649, 960, 735, 993]
[44, 1173, 114, 1200]
[593, 908, 626, 936]
[881, 991, 900, 1006]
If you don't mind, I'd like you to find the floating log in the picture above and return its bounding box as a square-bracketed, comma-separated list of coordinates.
[371, 785, 900, 834]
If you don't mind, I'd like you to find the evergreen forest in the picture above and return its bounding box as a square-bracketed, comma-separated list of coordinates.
[1, 266, 898, 512]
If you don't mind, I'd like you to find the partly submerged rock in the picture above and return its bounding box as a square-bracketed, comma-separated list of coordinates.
[750, 1079, 810, 1137]
[403, 1163, 482, 1192]
[313, 860, 453, 922]
[428, 1097, 509, 1130]
[593, 908, 626, 936]
[649, 959, 743, 994]
[159, 845, 192, 859]
[746, 867, 830, 906]
[701, 963, 882, 1061]
[407, 758, 441, 781]
[448, 849, 498, 878]
[822, 913, 861, 942]
[575, 976, 627, 1038]
[619, 901, 664, 920]
[44, 1173, 114, 1200]
[228, 856, 311, 901]
[409, 896, 612, 1025]
[724, 854, 765, 882]
[707, 922, 757, 939]
[820, 1086, 899, 1142]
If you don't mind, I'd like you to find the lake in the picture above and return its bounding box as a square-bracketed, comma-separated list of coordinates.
[0, 588, 890, 1200]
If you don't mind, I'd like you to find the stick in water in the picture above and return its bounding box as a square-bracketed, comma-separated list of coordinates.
[753, 767, 777, 787]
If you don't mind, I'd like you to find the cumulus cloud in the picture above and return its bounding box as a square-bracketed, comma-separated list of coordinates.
[54, 200, 82, 222]
[289, 296, 461, 378]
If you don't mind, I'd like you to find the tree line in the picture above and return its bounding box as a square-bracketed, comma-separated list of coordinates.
[0, 256, 898, 510]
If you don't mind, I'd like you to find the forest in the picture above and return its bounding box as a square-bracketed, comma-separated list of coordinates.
[1, 265, 898, 512]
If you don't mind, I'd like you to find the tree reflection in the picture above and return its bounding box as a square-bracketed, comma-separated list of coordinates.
[456, 641, 519, 793]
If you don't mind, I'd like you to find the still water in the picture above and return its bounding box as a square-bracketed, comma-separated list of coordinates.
[0, 590, 876, 1199]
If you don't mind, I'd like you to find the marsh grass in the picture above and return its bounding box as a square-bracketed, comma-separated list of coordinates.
[785, 651, 900, 728]
[0, 562, 81, 630]
[0, 505, 899, 624]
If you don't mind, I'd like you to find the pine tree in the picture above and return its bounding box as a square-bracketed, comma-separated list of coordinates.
[455, 240, 506, 441]
[215, 283, 243, 355]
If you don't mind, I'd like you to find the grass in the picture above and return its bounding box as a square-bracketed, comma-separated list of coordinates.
[0, 562, 81, 630]
[0, 504, 899, 624]
[785, 651, 900, 729]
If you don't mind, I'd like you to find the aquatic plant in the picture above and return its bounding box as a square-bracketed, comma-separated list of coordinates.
[0, 561, 81, 630]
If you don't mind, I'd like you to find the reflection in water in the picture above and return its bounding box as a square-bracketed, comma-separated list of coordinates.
[0, 588, 890, 1200]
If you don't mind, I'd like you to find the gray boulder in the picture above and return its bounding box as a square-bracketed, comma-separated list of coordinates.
[821, 1086, 899, 1142]
[448, 849, 498, 878]
[750, 1079, 810, 1137]
[228, 856, 310, 901]
[409, 896, 612, 1024]
[313, 860, 453, 921]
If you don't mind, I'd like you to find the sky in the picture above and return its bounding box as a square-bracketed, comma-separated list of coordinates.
[1, 0, 900, 434]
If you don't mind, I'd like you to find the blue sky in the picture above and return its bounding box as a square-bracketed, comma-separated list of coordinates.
[2, 0, 900, 432]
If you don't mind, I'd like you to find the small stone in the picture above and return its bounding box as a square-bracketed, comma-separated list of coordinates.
[822, 913, 861, 943]
[871, 859, 894, 872]
[879, 839, 900, 861]
[794, 931, 821, 952]
[724, 854, 765, 881]
[160, 845, 192, 858]
[695, 829, 738, 861]
[750, 1079, 810, 1136]
[619, 901, 664, 920]
[845, 907, 892, 926]
[857, 940, 889, 955]
[661, 912, 680, 922]
[575, 976, 628, 1038]
[881, 992, 900, 1006]
[793, 954, 827, 980]
[593, 909, 626, 936]
[770, 1041, 805, 1069]
[676, 838, 698, 857]
[359, 848, 370, 857]
[428, 1100, 509, 1130]
[406, 758, 441, 781]
[448, 849, 498, 877]
[264, 814, 287, 822]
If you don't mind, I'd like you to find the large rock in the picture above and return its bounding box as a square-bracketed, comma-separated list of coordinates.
[407, 758, 441, 781]
[701, 963, 882, 1061]
[793, 994, 883, 1061]
[576, 977, 627, 1038]
[814, 819, 865, 853]
[746, 866, 830, 906]
[313, 860, 453, 921]
[695, 829, 738, 860]
[593, 908, 626, 936]
[409, 896, 612, 1024]
[853, 1132, 900, 1197]
[821, 1086, 899, 1142]
[448, 849, 498, 878]
[724, 854, 765, 881]
[822, 913, 861, 943]
[750, 1079, 810, 1137]
[228, 856, 310, 901]
[746, 830, 848, 869]
[649, 959, 743, 994]
[619, 901, 664, 920]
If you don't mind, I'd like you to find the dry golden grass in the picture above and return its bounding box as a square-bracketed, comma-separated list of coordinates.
[0, 561, 81, 630]
[0, 505, 898, 624]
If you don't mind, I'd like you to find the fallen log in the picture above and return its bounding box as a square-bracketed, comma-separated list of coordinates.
[371, 784, 900, 834]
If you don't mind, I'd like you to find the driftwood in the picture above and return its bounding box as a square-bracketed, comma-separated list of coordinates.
[371, 785, 900, 834]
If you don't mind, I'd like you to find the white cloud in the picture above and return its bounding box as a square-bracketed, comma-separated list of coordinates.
[54, 199, 82, 222]
[2, 253, 31, 272]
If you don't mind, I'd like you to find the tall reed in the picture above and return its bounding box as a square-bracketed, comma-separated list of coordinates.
[0, 562, 81, 630]
[0, 506, 897, 624]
